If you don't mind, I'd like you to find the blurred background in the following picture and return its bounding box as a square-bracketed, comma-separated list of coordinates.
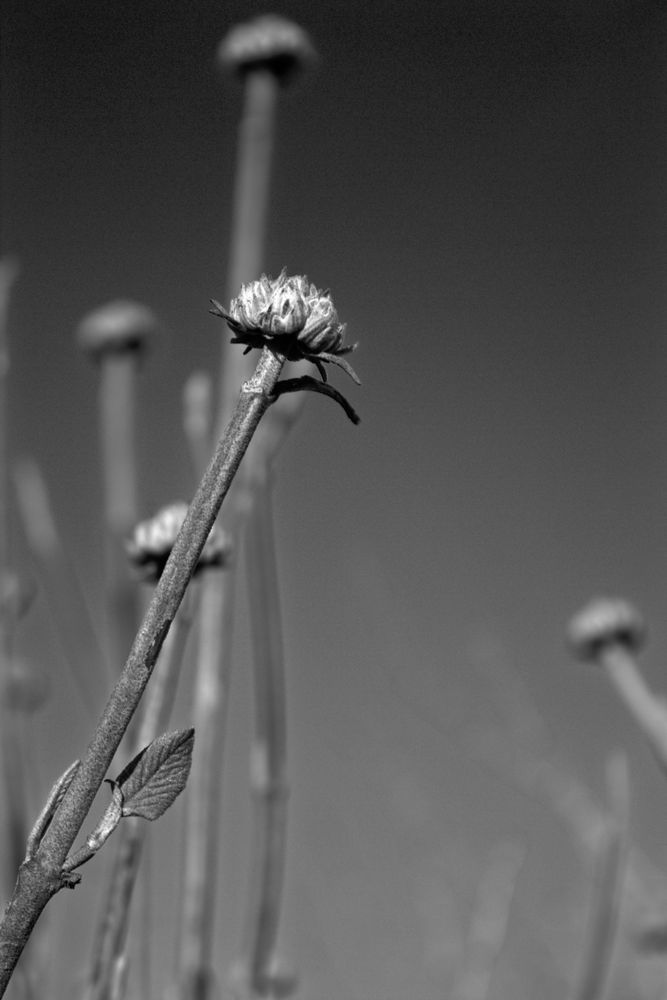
[2, 1, 667, 997]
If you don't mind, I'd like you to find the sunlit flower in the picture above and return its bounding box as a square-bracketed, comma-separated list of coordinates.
[126, 502, 233, 582]
[211, 269, 359, 384]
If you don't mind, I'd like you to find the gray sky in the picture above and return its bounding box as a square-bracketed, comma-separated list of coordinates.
[3, 2, 667, 997]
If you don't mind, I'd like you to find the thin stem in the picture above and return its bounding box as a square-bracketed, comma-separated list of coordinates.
[176, 569, 234, 999]
[13, 456, 110, 711]
[0, 347, 284, 997]
[183, 373, 213, 482]
[100, 354, 141, 676]
[570, 753, 629, 1000]
[237, 484, 289, 997]
[85, 586, 198, 1000]
[173, 61, 280, 1000]
[452, 841, 525, 1000]
[600, 646, 667, 770]
[217, 69, 278, 439]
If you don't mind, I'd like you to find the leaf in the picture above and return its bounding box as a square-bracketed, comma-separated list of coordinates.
[114, 728, 194, 821]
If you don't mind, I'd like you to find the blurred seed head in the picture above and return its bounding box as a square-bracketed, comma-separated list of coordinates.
[567, 596, 646, 662]
[76, 300, 159, 360]
[126, 502, 233, 582]
[217, 14, 316, 82]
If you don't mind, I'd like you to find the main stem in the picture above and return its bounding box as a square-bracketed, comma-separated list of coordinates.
[0, 347, 284, 997]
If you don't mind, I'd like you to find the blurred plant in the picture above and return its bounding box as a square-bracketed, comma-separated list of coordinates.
[569, 752, 629, 1000]
[77, 301, 159, 673]
[567, 598, 667, 775]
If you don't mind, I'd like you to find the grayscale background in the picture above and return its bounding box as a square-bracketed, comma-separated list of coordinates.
[2, 1, 666, 997]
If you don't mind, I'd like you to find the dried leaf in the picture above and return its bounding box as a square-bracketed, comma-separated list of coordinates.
[115, 728, 194, 821]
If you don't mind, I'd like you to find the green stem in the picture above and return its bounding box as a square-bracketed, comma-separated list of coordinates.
[0, 347, 284, 997]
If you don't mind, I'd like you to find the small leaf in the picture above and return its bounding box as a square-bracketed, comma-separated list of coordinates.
[115, 728, 194, 821]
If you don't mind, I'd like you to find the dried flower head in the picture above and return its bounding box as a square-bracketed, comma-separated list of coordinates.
[126, 502, 233, 582]
[76, 300, 158, 359]
[217, 15, 316, 81]
[211, 269, 359, 384]
[567, 597, 646, 663]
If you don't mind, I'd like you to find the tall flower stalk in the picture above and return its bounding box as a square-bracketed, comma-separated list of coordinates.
[77, 302, 159, 676]
[232, 484, 291, 999]
[175, 19, 314, 999]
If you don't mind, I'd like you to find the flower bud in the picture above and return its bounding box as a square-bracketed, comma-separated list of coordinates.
[211, 269, 359, 383]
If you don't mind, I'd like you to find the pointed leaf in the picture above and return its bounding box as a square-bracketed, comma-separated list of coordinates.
[115, 728, 194, 821]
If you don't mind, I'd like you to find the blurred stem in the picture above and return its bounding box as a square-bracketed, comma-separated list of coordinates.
[452, 841, 525, 1000]
[0, 347, 284, 997]
[99, 353, 141, 673]
[176, 569, 235, 1000]
[0, 259, 20, 903]
[183, 373, 213, 482]
[13, 456, 110, 711]
[0, 258, 19, 578]
[237, 483, 289, 998]
[570, 753, 629, 1000]
[600, 646, 667, 770]
[174, 59, 280, 1000]
[85, 585, 198, 1000]
[217, 68, 278, 438]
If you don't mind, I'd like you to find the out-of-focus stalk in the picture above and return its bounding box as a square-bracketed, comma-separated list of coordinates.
[231, 484, 291, 1000]
[0, 258, 23, 903]
[13, 456, 109, 712]
[76, 302, 158, 673]
[183, 373, 213, 482]
[570, 753, 629, 1000]
[452, 841, 525, 1000]
[175, 19, 314, 1000]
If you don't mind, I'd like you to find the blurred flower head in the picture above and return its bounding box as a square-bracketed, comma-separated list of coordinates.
[567, 596, 646, 662]
[126, 502, 233, 582]
[217, 14, 316, 82]
[76, 300, 158, 359]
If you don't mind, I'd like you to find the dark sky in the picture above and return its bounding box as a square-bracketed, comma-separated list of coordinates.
[3, 2, 667, 998]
